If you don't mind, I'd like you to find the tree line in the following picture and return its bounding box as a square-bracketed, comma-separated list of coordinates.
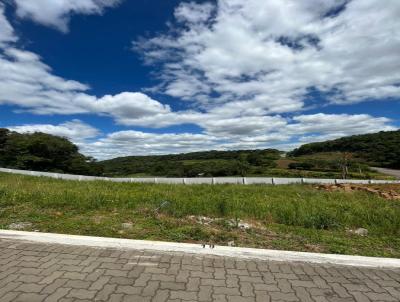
[288, 130, 400, 169]
[100, 149, 281, 177]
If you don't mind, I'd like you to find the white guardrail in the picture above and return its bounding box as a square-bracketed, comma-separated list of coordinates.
[1, 167, 400, 185]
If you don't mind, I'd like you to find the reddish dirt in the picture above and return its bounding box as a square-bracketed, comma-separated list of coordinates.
[316, 184, 400, 200]
[275, 159, 297, 169]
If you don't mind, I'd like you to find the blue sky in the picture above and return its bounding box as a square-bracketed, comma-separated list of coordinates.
[0, 0, 399, 159]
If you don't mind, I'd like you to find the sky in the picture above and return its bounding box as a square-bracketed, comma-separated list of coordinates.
[0, 0, 399, 160]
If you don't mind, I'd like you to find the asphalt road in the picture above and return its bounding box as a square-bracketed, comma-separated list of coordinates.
[372, 167, 400, 179]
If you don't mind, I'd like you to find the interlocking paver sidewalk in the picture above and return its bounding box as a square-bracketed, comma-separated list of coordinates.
[0, 238, 399, 302]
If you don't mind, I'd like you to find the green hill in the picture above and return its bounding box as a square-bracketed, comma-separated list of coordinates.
[100, 149, 281, 177]
[289, 130, 400, 169]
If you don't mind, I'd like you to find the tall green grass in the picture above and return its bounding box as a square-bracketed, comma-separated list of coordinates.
[1, 173, 399, 236]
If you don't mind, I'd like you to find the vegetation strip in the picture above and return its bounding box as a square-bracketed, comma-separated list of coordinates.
[1, 172, 399, 258]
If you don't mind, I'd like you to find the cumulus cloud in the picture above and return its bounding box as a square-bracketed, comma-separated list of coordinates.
[0, 4, 16, 46]
[12, 0, 122, 32]
[8, 112, 396, 160]
[0, 1, 398, 159]
[136, 0, 400, 111]
[79, 131, 221, 159]
[7, 119, 100, 142]
[287, 113, 396, 145]
[0, 46, 176, 124]
[0, 7, 189, 127]
[174, 2, 215, 24]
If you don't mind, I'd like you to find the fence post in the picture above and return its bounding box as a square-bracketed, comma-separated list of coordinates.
[212, 177, 215, 185]
[272, 178, 275, 185]
[242, 177, 246, 185]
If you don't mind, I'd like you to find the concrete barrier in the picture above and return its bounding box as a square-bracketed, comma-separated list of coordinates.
[156, 178, 185, 184]
[184, 177, 213, 185]
[107, 177, 131, 183]
[58, 174, 82, 181]
[1, 167, 399, 186]
[245, 177, 273, 185]
[370, 180, 400, 184]
[130, 178, 157, 183]
[303, 178, 336, 184]
[272, 178, 303, 185]
[335, 179, 371, 185]
[213, 177, 244, 184]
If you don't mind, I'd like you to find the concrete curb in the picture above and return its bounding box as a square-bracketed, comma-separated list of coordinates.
[1, 230, 399, 268]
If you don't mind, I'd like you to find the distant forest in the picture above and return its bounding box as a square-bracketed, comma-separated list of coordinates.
[289, 130, 400, 169]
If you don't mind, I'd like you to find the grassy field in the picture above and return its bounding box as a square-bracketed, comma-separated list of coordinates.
[0, 172, 399, 258]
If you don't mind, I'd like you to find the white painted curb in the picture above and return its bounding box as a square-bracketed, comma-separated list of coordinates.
[1, 230, 399, 268]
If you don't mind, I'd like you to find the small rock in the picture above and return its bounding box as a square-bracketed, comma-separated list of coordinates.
[238, 222, 251, 230]
[228, 219, 252, 230]
[121, 222, 133, 230]
[342, 185, 353, 192]
[354, 228, 368, 236]
[8, 222, 32, 230]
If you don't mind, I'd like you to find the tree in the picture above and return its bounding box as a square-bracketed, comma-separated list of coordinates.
[237, 155, 250, 176]
[0, 129, 103, 176]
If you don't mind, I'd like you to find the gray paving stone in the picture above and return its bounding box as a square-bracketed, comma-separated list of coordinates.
[0, 238, 399, 302]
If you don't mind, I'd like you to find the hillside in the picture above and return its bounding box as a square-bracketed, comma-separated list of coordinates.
[289, 130, 400, 169]
[100, 149, 281, 177]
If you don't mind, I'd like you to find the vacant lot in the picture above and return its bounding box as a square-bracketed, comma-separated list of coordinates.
[0, 172, 399, 258]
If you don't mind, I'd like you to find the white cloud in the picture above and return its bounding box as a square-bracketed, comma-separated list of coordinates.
[136, 0, 400, 111]
[12, 0, 122, 32]
[174, 2, 215, 24]
[0, 1, 398, 160]
[82, 130, 221, 159]
[0, 46, 177, 123]
[201, 115, 287, 137]
[287, 113, 396, 144]
[9, 112, 396, 160]
[7, 119, 100, 142]
[0, 4, 16, 46]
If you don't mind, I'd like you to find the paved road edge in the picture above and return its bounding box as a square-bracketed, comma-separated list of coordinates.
[1, 230, 399, 268]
